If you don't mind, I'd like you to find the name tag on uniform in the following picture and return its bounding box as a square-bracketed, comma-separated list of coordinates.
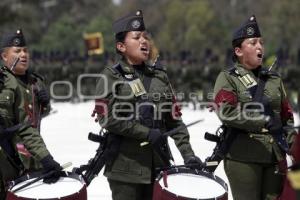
[238, 74, 257, 88]
[128, 78, 146, 97]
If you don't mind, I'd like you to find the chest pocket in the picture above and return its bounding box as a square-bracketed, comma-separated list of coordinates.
[237, 88, 253, 103]
[114, 82, 135, 103]
[148, 75, 171, 103]
[264, 81, 282, 110]
[0, 89, 14, 107]
[0, 89, 15, 119]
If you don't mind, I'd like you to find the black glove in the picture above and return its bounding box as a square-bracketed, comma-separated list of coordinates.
[184, 155, 204, 170]
[40, 155, 62, 184]
[37, 89, 50, 106]
[147, 129, 165, 151]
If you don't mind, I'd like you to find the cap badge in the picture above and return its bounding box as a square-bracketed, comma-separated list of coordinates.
[13, 38, 21, 46]
[247, 27, 255, 36]
[131, 20, 141, 29]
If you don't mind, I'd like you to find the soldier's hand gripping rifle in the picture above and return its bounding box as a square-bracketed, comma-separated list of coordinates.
[72, 128, 121, 186]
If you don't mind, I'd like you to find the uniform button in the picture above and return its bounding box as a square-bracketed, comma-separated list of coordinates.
[28, 104, 32, 109]
[249, 134, 253, 138]
[6, 96, 10, 100]
[26, 89, 30, 94]
[270, 138, 274, 143]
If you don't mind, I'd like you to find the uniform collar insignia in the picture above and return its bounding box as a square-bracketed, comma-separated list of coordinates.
[124, 73, 134, 79]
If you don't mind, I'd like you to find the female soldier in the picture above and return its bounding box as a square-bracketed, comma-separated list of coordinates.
[213, 15, 295, 200]
[92, 10, 202, 200]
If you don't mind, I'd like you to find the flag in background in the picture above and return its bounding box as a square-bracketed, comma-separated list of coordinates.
[83, 32, 104, 55]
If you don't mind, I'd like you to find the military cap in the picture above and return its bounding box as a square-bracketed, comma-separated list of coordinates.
[0, 29, 26, 49]
[232, 15, 261, 43]
[112, 10, 145, 34]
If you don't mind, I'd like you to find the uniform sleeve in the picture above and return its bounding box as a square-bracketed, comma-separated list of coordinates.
[93, 69, 150, 140]
[14, 84, 50, 161]
[163, 73, 195, 159]
[165, 112, 195, 159]
[213, 71, 266, 132]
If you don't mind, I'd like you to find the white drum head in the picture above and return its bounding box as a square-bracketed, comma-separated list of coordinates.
[159, 173, 226, 199]
[10, 177, 84, 199]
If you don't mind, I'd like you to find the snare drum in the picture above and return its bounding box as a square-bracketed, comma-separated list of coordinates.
[6, 172, 87, 200]
[153, 168, 228, 200]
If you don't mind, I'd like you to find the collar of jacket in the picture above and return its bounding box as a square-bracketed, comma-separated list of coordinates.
[119, 59, 154, 76]
[234, 63, 258, 78]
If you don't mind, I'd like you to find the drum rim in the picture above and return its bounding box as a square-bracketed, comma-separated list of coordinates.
[6, 183, 87, 200]
[7, 171, 85, 191]
[156, 167, 228, 200]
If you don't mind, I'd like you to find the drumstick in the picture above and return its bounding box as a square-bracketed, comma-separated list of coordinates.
[12, 162, 72, 193]
[140, 119, 204, 146]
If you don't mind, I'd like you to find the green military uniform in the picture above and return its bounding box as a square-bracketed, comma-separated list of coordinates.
[15, 70, 51, 170]
[94, 60, 195, 199]
[92, 10, 198, 200]
[214, 63, 294, 200]
[213, 15, 295, 200]
[0, 29, 54, 198]
[0, 67, 51, 196]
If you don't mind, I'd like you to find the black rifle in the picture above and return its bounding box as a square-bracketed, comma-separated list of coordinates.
[73, 129, 121, 186]
[204, 125, 236, 173]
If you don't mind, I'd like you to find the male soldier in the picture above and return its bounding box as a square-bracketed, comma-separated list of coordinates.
[0, 29, 60, 199]
[3, 29, 51, 171]
[213, 15, 295, 199]
[92, 10, 203, 200]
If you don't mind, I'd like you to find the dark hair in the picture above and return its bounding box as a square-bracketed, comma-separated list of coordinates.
[231, 38, 245, 62]
[115, 31, 128, 55]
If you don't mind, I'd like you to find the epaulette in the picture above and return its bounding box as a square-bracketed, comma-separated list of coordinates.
[110, 63, 128, 78]
[105, 63, 121, 77]
[151, 63, 167, 72]
[31, 71, 45, 81]
[226, 66, 239, 76]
